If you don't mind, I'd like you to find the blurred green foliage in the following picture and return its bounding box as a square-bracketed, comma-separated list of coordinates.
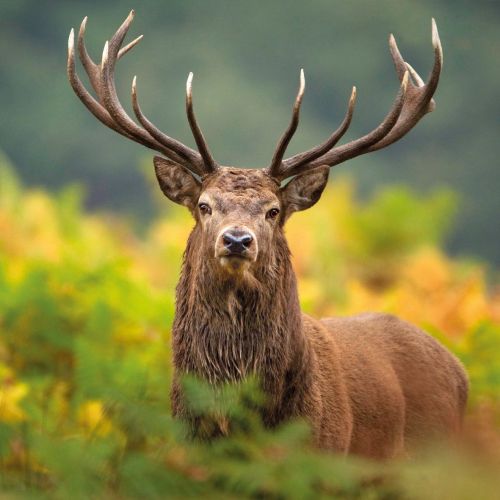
[0, 0, 499, 263]
[1, 156, 499, 497]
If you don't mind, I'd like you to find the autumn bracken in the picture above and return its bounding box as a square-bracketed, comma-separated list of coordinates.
[0, 162, 499, 497]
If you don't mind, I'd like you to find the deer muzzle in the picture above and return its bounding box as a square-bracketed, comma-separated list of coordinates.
[215, 226, 257, 271]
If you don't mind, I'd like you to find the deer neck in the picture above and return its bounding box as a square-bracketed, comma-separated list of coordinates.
[172, 227, 304, 388]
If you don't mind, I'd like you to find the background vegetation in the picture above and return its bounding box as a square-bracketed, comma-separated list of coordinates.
[1, 1, 499, 497]
[0, 0, 499, 263]
[0, 156, 499, 497]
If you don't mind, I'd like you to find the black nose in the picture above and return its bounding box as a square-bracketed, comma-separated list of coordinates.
[222, 230, 253, 255]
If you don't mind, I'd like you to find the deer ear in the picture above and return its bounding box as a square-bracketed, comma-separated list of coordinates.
[153, 156, 201, 210]
[281, 166, 329, 219]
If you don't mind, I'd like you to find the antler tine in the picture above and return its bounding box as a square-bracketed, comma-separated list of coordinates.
[405, 62, 425, 87]
[276, 86, 357, 180]
[268, 69, 306, 178]
[364, 18, 442, 152]
[78, 15, 143, 98]
[388, 32, 407, 80]
[76, 16, 144, 116]
[68, 27, 137, 139]
[132, 76, 206, 176]
[186, 73, 218, 173]
[423, 18, 442, 106]
[77, 17, 101, 98]
[118, 34, 143, 59]
[99, 11, 204, 171]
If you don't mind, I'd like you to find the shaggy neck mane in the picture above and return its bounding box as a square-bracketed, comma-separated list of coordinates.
[173, 225, 305, 392]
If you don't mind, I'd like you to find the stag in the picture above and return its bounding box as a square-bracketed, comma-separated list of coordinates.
[67, 11, 468, 458]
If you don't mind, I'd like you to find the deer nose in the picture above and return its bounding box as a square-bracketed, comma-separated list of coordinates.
[222, 230, 253, 255]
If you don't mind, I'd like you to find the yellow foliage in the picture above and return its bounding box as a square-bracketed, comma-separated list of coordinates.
[335, 247, 497, 338]
[77, 400, 112, 436]
[0, 164, 499, 495]
[0, 365, 28, 423]
[403, 246, 452, 292]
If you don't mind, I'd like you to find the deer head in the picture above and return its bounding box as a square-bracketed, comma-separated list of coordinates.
[67, 11, 442, 280]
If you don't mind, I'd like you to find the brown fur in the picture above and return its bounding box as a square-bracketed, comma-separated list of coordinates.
[164, 164, 468, 458]
[67, 12, 457, 458]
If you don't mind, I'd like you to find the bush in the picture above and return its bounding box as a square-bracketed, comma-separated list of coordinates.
[0, 161, 499, 497]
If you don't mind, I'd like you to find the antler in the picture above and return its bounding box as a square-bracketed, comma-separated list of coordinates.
[267, 19, 443, 181]
[67, 10, 218, 176]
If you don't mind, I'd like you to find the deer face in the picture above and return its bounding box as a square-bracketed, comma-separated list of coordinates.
[154, 157, 329, 275]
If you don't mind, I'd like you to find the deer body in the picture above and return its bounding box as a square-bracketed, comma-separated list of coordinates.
[67, 11, 468, 458]
[168, 169, 467, 458]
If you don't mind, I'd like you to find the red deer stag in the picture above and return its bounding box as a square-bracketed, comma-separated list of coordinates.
[67, 11, 468, 458]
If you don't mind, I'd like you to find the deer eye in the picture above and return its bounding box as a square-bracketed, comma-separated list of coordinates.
[266, 208, 280, 220]
[198, 203, 212, 215]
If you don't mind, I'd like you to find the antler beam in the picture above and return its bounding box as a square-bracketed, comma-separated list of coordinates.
[67, 10, 218, 176]
[267, 19, 442, 181]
